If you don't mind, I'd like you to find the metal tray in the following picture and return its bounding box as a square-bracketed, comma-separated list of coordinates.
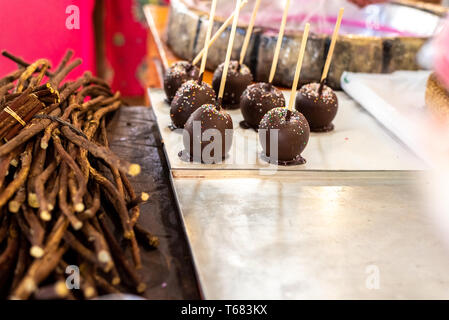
[146, 90, 448, 300]
[148, 88, 425, 174]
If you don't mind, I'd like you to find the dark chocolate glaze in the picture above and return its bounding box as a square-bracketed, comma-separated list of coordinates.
[212, 60, 253, 109]
[170, 80, 216, 129]
[239, 120, 257, 131]
[295, 82, 338, 132]
[181, 104, 233, 163]
[260, 153, 306, 166]
[240, 82, 285, 129]
[164, 61, 200, 103]
[259, 107, 310, 165]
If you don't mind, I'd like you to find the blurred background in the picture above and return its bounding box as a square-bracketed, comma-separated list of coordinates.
[0, 0, 447, 105]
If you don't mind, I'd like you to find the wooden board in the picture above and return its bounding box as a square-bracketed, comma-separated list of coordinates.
[107, 106, 200, 299]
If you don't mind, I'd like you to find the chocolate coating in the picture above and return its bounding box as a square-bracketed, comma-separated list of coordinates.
[295, 83, 338, 132]
[212, 60, 253, 109]
[170, 80, 216, 129]
[164, 61, 200, 102]
[240, 82, 285, 129]
[259, 107, 310, 165]
[181, 104, 233, 163]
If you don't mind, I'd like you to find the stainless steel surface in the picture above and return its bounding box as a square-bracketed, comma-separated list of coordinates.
[172, 172, 449, 299]
[148, 88, 425, 174]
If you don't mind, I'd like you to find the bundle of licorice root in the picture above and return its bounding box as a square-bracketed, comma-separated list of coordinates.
[0, 50, 159, 300]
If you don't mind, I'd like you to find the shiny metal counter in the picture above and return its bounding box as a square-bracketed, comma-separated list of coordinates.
[171, 171, 449, 299]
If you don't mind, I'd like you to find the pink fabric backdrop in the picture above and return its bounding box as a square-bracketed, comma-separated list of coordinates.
[104, 0, 148, 97]
[0, 0, 96, 80]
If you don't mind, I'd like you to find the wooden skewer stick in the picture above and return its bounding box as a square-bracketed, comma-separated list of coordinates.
[319, 7, 344, 89]
[268, 0, 291, 84]
[143, 5, 170, 73]
[288, 23, 310, 111]
[239, 0, 262, 66]
[218, 0, 243, 100]
[192, 0, 248, 66]
[199, 0, 219, 77]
